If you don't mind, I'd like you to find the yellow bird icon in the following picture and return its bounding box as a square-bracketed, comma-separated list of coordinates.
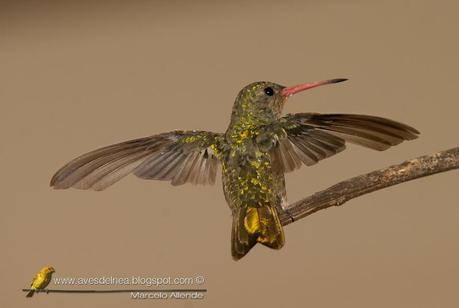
[26, 266, 55, 297]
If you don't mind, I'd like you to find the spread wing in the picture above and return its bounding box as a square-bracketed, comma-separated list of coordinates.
[267, 113, 419, 173]
[50, 130, 224, 191]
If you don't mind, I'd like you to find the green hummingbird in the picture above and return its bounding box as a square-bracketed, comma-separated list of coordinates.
[50, 78, 419, 260]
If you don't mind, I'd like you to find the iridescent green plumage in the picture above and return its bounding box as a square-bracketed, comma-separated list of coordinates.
[222, 82, 288, 259]
[50, 79, 419, 260]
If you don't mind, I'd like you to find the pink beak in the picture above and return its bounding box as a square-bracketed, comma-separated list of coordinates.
[281, 78, 347, 98]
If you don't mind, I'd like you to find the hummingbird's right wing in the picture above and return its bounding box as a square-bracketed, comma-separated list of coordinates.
[50, 131, 224, 191]
[268, 113, 419, 173]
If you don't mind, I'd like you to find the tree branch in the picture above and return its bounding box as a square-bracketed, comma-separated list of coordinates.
[279, 147, 459, 226]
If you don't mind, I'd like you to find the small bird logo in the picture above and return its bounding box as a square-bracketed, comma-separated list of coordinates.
[26, 266, 55, 297]
[50, 79, 419, 260]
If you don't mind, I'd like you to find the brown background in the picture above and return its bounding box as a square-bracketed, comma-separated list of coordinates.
[1, 0, 458, 307]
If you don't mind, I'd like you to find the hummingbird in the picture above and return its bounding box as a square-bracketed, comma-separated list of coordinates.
[50, 78, 419, 260]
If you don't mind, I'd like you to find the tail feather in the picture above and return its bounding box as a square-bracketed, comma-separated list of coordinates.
[231, 206, 285, 260]
[26, 290, 35, 297]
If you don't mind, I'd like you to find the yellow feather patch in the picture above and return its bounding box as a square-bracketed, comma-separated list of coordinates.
[243, 207, 260, 235]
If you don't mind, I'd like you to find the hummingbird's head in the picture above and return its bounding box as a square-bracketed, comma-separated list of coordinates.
[232, 81, 286, 121]
[231, 78, 347, 124]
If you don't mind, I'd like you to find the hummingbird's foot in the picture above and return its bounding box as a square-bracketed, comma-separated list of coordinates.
[276, 202, 295, 223]
[284, 208, 295, 223]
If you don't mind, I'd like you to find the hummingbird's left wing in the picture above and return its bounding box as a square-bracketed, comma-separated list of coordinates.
[267, 113, 419, 173]
[50, 131, 224, 191]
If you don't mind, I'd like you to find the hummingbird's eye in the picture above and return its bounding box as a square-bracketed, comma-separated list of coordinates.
[264, 87, 274, 96]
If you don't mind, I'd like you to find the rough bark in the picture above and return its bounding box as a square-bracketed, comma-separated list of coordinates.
[279, 147, 459, 226]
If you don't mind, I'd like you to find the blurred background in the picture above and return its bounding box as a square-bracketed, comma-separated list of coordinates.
[1, 0, 458, 307]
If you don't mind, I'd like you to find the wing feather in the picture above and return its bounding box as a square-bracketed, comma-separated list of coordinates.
[268, 113, 418, 173]
[51, 131, 223, 190]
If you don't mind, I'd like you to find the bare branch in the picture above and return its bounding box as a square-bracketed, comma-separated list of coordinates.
[279, 147, 459, 226]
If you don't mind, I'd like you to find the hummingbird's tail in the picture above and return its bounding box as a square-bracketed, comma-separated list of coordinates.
[26, 289, 35, 297]
[231, 205, 285, 260]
